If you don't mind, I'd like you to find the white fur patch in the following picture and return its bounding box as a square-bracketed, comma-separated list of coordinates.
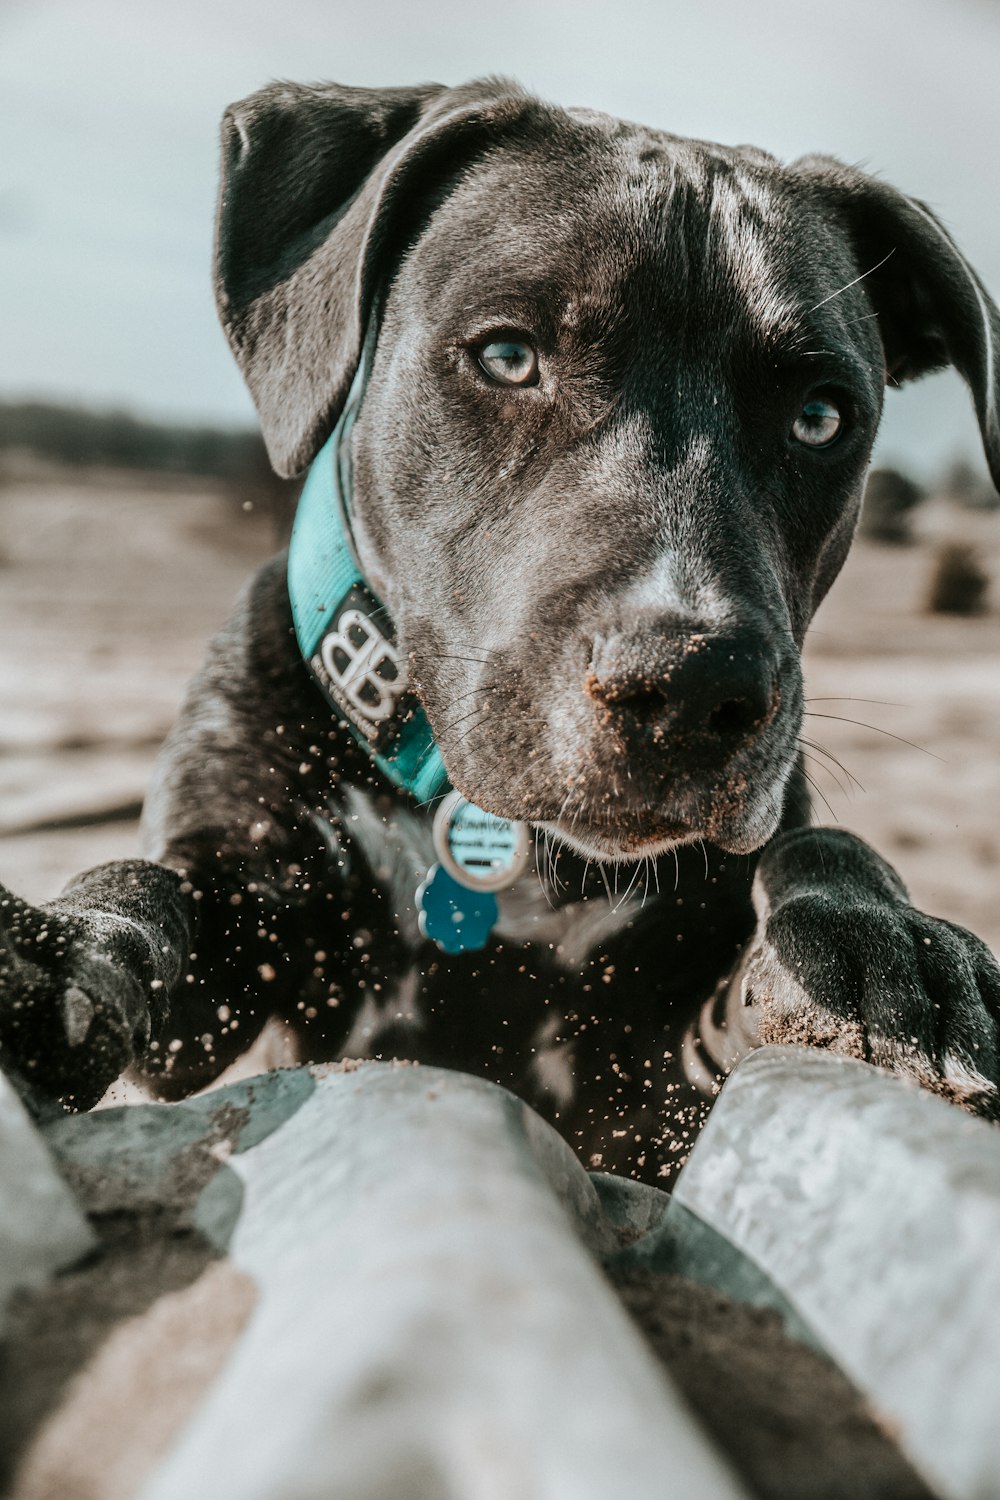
[339, 993, 383, 1055]
[529, 1014, 576, 1109]
[496, 876, 639, 969]
[942, 1049, 997, 1100]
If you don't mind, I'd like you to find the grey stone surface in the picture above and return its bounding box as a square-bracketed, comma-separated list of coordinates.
[132, 1063, 747, 1500]
[670, 1045, 1000, 1500]
[0, 1069, 96, 1331]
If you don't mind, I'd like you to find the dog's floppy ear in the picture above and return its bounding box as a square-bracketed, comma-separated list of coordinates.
[792, 157, 1000, 493]
[215, 78, 530, 476]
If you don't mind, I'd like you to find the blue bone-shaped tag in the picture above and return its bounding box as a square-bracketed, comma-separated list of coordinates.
[416, 864, 499, 955]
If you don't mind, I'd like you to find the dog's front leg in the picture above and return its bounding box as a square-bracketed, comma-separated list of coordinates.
[729, 826, 1000, 1114]
[0, 859, 192, 1109]
[0, 831, 318, 1108]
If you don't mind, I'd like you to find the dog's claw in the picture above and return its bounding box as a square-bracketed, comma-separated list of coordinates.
[0, 882, 140, 1107]
[741, 891, 1000, 1115]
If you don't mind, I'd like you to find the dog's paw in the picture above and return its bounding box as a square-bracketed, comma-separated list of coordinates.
[0, 886, 154, 1109]
[739, 891, 1000, 1116]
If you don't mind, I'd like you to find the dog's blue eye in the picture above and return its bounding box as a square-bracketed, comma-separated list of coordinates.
[792, 397, 842, 448]
[476, 339, 539, 386]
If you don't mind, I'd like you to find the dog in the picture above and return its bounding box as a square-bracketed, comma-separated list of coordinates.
[2, 77, 999, 1182]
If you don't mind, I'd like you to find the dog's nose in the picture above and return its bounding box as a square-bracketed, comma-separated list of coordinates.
[586, 633, 779, 759]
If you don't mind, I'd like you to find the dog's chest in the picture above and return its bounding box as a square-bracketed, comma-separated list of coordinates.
[308, 787, 654, 1080]
[326, 785, 639, 961]
[294, 787, 751, 1145]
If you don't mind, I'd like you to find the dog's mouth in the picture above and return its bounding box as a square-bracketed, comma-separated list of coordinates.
[528, 705, 801, 865]
[536, 782, 789, 863]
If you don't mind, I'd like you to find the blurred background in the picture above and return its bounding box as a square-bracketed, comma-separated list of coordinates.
[1, 0, 999, 949]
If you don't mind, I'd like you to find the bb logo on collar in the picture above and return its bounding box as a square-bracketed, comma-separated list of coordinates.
[310, 584, 408, 746]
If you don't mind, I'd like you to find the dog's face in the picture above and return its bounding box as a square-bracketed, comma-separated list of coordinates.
[215, 80, 1000, 861]
[350, 134, 883, 858]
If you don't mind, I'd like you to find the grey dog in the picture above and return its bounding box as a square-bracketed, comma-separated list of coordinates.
[1, 77, 999, 1181]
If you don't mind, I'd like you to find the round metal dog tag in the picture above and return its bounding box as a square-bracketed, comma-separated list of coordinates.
[431, 791, 530, 894]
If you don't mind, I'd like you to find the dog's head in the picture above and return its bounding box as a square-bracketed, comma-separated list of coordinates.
[215, 78, 1000, 861]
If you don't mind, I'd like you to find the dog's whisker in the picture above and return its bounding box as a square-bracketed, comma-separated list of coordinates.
[798, 736, 866, 795]
[433, 691, 494, 727]
[434, 704, 491, 741]
[443, 700, 550, 751]
[533, 826, 557, 910]
[803, 712, 945, 761]
[447, 683, 498, 704]
[800, 762, 839, 824]
[413, 787, 452, 812]
[551, 833, 569, 899]
[613, 857, 644, 912]
[806, 696, 907, 709]
[411, 729, 454, 777]
[798, 744, 852, 800]
[541, 794, 575, 900]
[548, 831, 561, 897]
[548, 826, 565, 898]
[807, 248, 895, 312]
[422, 653, 493, 667]
[447, 721, 490, 754]
[555, 840, 569, 898]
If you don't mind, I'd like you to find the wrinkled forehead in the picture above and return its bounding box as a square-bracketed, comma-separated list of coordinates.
[407, 120, 864, 348]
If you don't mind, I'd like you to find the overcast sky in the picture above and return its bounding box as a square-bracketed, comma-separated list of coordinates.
[2, 0, 999, 479]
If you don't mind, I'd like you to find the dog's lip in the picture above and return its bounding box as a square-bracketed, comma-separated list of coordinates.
[537, 813, 698, 862]
[534, 754, 795, 861]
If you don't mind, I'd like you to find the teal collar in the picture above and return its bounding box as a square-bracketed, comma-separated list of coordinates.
[286, 337, 534, 954]
[286, 348, 449, 805]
